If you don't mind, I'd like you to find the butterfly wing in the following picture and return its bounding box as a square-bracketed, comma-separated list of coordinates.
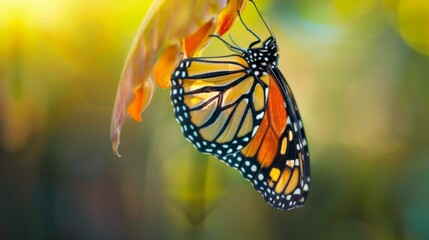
[170, 55, 270, 158]
[222, 67, 310, 210]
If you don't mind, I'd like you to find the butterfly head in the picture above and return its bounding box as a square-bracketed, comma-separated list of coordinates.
[244, 37, 279, 77]
[263, 37, 277, 50]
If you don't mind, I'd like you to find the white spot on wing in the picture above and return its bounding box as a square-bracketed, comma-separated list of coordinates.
[303, 184, 309, 192]
[252, 126, 259, 136]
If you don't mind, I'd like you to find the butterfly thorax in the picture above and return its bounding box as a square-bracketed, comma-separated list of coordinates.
[243, 37, 279, 77]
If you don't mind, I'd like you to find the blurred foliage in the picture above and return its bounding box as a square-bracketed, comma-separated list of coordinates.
[0, 0, 428, 239]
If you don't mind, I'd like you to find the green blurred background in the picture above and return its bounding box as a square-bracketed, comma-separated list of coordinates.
[1, 0, 428, 239]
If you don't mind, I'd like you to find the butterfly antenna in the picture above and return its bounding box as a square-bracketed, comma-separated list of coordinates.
[210, 34, 246, 54]
[237, 11, 263, 49]
[237, 10, 261, 45]
[228, 34, 242, 49]
[249, 0, 275, 37]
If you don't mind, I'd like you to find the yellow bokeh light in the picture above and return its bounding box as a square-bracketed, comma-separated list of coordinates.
[332, 0, 377, 20]
[0, 0, 68, 29]
[398, 0, 429, 55]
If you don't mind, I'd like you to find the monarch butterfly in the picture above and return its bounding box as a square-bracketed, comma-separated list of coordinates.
[170, 0, 310, 210]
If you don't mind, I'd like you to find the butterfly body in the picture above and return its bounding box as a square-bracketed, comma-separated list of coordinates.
[170, 16, 310, 211]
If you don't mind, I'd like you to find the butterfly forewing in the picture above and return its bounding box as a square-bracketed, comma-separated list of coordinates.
[171, 56, 269, 158]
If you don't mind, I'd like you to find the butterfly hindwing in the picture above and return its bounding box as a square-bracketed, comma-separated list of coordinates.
[222, 68, 310, 210]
